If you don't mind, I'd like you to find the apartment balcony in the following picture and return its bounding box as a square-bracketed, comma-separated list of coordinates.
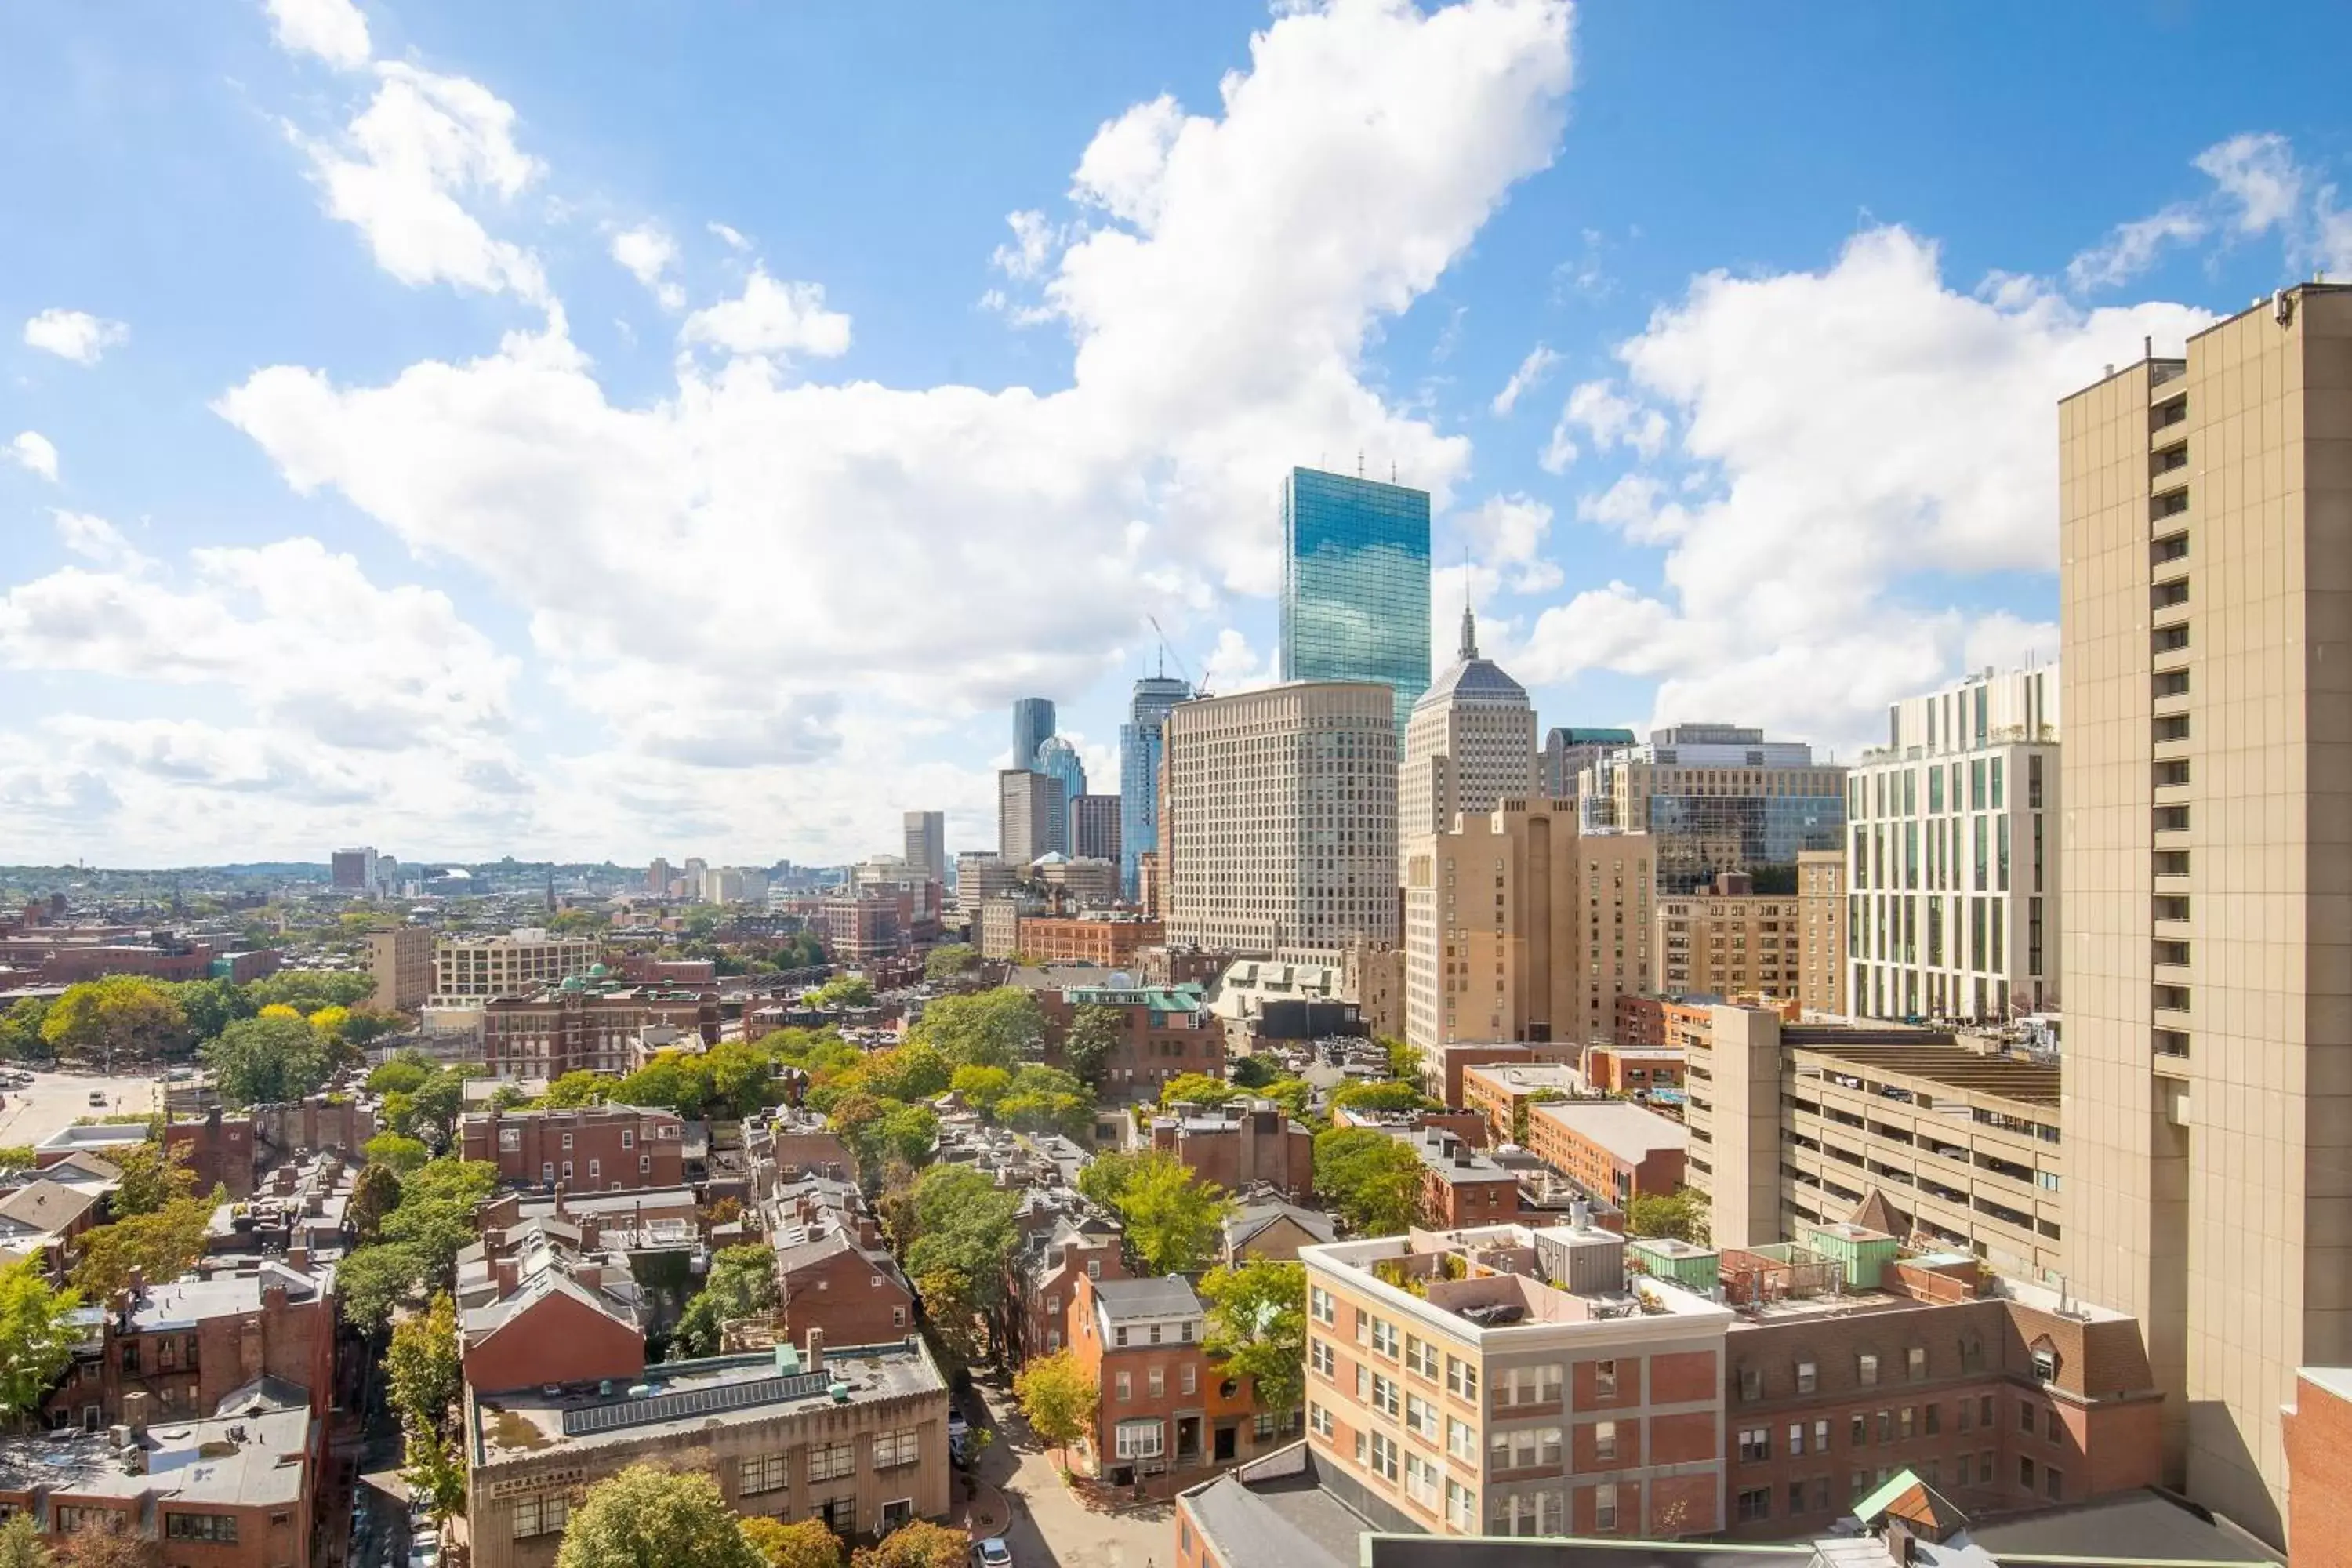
[2149, 360, 2187, 394]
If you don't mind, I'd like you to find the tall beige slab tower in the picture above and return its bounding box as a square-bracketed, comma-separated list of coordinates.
[2058, 283, 2352, 1547]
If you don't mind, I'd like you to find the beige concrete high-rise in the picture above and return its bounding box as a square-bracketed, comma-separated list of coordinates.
[1399, 606, 1537, 867]
[1402, 797, 1652, 1065]
[1163, 681, 1398, 955]
[2058, 284, 2352, 1545]
[997, 770, 1054, 869]
[902, 811, 946, 885]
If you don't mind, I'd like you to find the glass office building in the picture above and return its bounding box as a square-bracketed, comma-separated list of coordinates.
[1118, 675, 1191, 899]
[1279, 466, 1432, 740]
[1036, 735, 1087, 856]
[1011, 698, 1055, 771]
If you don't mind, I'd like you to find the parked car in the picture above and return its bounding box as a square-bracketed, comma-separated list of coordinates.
[971, 1541, 1012, 1568]
[85, 1091, 107, 1107]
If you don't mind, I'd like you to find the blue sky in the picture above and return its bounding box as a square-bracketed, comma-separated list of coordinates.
[2, 0, 2347, 868]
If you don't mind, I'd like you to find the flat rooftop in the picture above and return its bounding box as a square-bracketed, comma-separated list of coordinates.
[1526, 1098, 1688, 1162]
[1463, 1062, 1584, 1093]
[1308, 1225, 1732, 1334]
[470, 1339, 944, 1463]
[1795, 1040, 2060, 1107]
[0, 1404, 310, 1509]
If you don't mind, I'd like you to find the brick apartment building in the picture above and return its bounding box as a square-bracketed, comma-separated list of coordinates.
[1150, 1101, 1315, 1203]
[1461, 1062, 1586, 1147]
[1015, 914, 1163, 967]
[1525, 1100, 1687, 1210]
[1614, 994, 1668, 1049]
[1392, 1125, 1524, 1229]
[459, 1105, 687, 1192]
[2286, 1369, 2352, 1565]
[999, 1196, 1127, 1369]
[165, 1110, 257, 1200]
[478, 985, 719, 1080]
[1427, 1042, 1578, 1109]
[1067, 1274, 1266, 1493]
[1712, 1230, 2163, 1538]
[44, 1261, 337, 1431]
[1040, 982, 1225, 1098]
[775, 1229, 916, 1348]
[1583, 1045, 1683, 1098]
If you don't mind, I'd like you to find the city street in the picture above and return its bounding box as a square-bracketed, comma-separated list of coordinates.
[967, 1373, 1174, 1568]
[0, 1066, 165, 1152]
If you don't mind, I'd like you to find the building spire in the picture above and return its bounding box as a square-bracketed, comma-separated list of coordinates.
[1460, 601, 1479, 661]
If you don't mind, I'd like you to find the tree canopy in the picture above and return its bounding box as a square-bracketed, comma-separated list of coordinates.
[74, 1198, 214, 1299]
[1058, 1003, 1124, 1090]
[247, 970, 377, 1013]
[336, 1158, 499, 1330]
[812, 975, 875, 1010]
[850, 1523, 968, 1568]
[922, 945, 978, 983]
[1313, 1127, 1423, 1236]
[1627, 1187, 1710, 1245]
[1078, 1150, 1230, 1274]
[1012, 1349, 1094, 1461]
[389, 1293, 466, 1520]
[1156, 1073, 1243, 1111]
[1200, 1258, 1305, 1419]
[740, 1519, 840, 1568]
[41, 979, 187, 1065]
[671, 1244, 778, 1359]
[996, 1064, 1091, 1142]
[904, 988, 1043, 1070]
[554, 1465, 764, 1568]
[107, 1142, 195, 1218]
[203, 1014, 332, 1106]
[1329, 1080, 1429, 1115]
[896, 1166, 1018, 1370]
[0, 1261, 79, 1421]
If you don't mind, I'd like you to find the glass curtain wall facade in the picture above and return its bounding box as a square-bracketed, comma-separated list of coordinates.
[1119, 676, 1190, 898]
[1036, 736, 1087, 857]
[1012, 698, 1055, 772]
[1279, 466, 1432, 741]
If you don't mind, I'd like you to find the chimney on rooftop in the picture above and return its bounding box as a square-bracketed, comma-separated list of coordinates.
[804, 1327, 825, 1374]
[121, 1391, 152, 1440]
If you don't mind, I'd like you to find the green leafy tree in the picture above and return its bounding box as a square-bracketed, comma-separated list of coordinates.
[41, 978, 187, 1066]
[539, 1070, 619, 1109]
[948, 1065, 1011, 1115]
[1330, 1080, 1427, 1115]
[704, 1039, 787, 1119]
[0, 1149, 33, 1171]
[1075, 1149, 1147, 1212]
[405, 1069, 470, 1145]
[741, 1518, 840, 1568]
[857, 1044, 953, 1105]
[0, 1512, 54, 1568]
[0, 1000, 52, 1063]
[922, 945, 978, 983]
[486, 1085, 529, 1112]
[1229, 1054, 1282, 1090]
[554, 1465, 763, 1568]
[0, 1259, 80, 1421]
[1012, 1349, 1094, 1464]
[366, 1055, 434, 1097]
[813, 975, 876, 1010]
[1378, 1037, 1421, 1085]
[249, 970, 376, 1013]
[349, 1163, 402, 1243]
[389, 1293, 466, 1519]
[74, 1196, 213, 1298]
[363, 1134, 432, 1174]
[108, 1142, 196, 1218]
[898, 1167, 1018, 1370]
[336, 1243, 426, 1333]
[1109, 1152, 1232, 1274]
[1200, 1258, 1306, 1421]
[1258, 1079, 1316, 1122]
[905, 988, 1043, 1069]
[672, 1244, 779, 1359]
[1059, 1004, 1124, 1090]
[203, 1014, 332, 1106]
[996, 1063, 1094, 1142]
[1313, 1127, 1424, 1236]
[1156, 1073, 1242, 1111]
[168, 978, 255, 1046]
[615, 1052, 715, 1119]
[339, 1007, 405, 1046]
[1627, 1187, 1710, 1245]
[850, 1523, 968, 1568]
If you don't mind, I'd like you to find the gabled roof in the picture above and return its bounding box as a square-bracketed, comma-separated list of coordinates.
[1226, 1199, 1337, 1252]
[0, 1178, 98, 1233]
[1091, 1276, 1202, 1321]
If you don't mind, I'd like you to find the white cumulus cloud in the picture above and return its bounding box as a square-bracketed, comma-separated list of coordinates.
[265, 0, 372, 69]
[1489, 343, 1559, 416]
[610, 223, 684, 310]
[23, 309, 130, 365]
[7, 432, 58, 483]
[678, 267, 852, 360]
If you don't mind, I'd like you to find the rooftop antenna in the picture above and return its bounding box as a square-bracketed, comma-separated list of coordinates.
[1356, 449, 1365, 478]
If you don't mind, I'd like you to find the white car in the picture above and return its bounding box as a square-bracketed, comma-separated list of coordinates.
[970, 1541, 1012, 1568]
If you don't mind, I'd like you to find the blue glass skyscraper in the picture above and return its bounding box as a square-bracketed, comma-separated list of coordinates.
[1279, 466, 1432, 739]
[1035, 735, 1087, 856]
[1118, 675, 1191, 898]
[1011, 698, 1055, 771]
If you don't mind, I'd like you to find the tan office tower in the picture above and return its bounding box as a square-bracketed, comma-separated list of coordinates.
[902, 810, 946, 884]
[1399, 607, 1537, 866]
[997, 770, 1054, 869]
[1795, 849, 1847, 1016]
[1164, 682, 1397, 955]
[1402, 797, 1652, 1063]
[2058, 284, 2352, 1544]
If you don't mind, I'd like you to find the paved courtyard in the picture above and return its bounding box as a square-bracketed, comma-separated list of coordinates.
[0, 1066, 165, 1152]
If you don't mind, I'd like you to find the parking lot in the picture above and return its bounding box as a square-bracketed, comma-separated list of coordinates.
[0, 1066, 166, 1152]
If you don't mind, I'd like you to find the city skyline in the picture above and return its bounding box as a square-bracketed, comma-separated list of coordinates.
[4, 0, 2350, 869]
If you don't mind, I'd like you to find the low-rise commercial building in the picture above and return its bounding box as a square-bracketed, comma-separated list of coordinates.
[1524, 1100, 1686, 1210]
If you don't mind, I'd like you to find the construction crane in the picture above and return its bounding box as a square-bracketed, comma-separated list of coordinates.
[1146, 614, 1203, 695]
